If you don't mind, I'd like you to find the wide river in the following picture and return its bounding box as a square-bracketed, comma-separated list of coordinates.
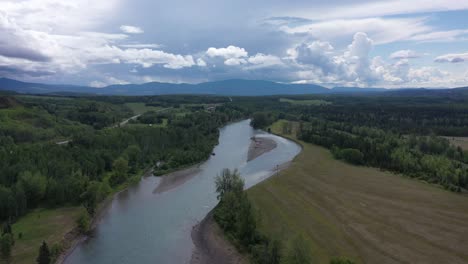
[64, 119, 301, 264]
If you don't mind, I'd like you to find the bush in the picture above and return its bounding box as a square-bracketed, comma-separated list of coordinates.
[285, 236, 312, 264]
[0, 233, 13, 257]
[332, 147, 364, 165]
[76, 211, 91, 234]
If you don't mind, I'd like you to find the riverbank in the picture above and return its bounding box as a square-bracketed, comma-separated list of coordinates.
[190, 211, 247, 264]
[154, 165, 202, 194]
[57, 167, 155, 264]
[247, 136, 277, 162]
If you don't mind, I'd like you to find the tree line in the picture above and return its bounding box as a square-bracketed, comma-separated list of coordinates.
[213, 169, 355, 264]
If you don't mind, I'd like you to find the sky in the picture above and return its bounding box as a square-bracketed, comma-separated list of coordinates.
[1, 0, 468, 88]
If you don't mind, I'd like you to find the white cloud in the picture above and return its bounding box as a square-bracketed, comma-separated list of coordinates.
[120, 44, 162, 49]
[390, 50, 421, 60]
[277, 17, 432, 45]
[0, 0, 121, 33]
[89, 81, 107, 88]
[224, 58, 247, 66]
[196, 58, 207, 67]
[206, 45, 248, 59]
[120, 25, 144, 34]
[246, 53, 283, 69]
[283, 0, 468, 21]
[0, 2, 196, 78]
[409, 29, 468, 42]
[288, 32, 455, 87]
[434, 53, 468, 63]
[90, 76, 130, 88]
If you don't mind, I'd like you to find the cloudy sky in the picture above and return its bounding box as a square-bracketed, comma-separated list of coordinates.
[1, 0, 468, 88]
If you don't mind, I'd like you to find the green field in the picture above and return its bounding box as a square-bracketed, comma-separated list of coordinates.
[124, 102, 162, 115]
[11, 207, 82, 264]
[279, 98, 331, 106]
[248, 120, 468, 263]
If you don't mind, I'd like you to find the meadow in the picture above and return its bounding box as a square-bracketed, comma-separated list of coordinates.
[248, 120, 468, 263]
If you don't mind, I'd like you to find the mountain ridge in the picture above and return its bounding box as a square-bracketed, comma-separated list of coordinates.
[0, 77, 463, 96]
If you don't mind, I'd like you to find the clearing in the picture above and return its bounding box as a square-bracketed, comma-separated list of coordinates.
[279, 98, 331, 106]
[11, 207, 82, 264]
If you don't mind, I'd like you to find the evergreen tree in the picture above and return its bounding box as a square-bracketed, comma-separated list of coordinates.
[36, 241, 51, 264]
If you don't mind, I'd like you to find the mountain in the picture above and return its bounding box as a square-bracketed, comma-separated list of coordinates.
[0, 77, 464, 96]
[331, 87, 388, 93]
[0, 78, 330, 96]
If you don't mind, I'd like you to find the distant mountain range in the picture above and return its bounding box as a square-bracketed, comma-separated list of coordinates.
[0, 77, 465, 96]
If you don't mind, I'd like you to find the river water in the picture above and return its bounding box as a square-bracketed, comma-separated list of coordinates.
[64, 119, 301, 264]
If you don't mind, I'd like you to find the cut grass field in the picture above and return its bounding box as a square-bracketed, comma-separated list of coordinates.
[248, 120, 468, 264]
[279, 98, 331, 106]
[11, 207, 82, 264]
[445, 136, 468, 151]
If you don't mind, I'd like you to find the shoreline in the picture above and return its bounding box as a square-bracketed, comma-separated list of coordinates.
[190, 211, 247, 264]
[57, 168, 154, 264]
[153, 164, 202, 194]
[247, 136, 277, 162]
[57, 162, 204, 263]
[190, 135, 299, 264]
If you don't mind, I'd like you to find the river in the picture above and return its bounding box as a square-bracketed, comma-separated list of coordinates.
[64, 119, 301, 264]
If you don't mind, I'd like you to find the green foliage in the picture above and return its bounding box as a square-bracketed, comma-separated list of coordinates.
[80, 181, 109, 216]
[300, 119, 468, 191]
[215, 168, 244, 200]
[330, 257, 357, 264]
[110, 158, 129, 186]
[250, 239, 281, 264]
[251, 112, 277, 129]
[332, 147, 364, 165]
[285, 236, 312, 264]
[0, 233, 14, 257]
[19, 171, 47, 208]
[76, 211, 91, 234]
[214, 168, 283, 264]
[0, 95, 244, 222]
[49, 243, 63, 264]
[36, 241, 51, 264]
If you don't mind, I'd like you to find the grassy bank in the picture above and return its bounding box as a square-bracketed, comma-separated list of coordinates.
[247, 120, 468, 263]
[10, 207, 82, 264]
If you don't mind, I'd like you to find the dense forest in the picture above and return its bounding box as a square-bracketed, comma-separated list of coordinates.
[0, 95, 244, 223]
[245, 95, 468, 192]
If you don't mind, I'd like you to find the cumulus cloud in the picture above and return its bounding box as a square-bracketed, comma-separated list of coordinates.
[206, 45, 248, 59]
[90, 76, 130, 88]
[224, 58, 247, 66]
[247, 53, 283, 68]
[434, 53, 468, 63]
[120, 25, 144, 34]
[390, 50, 421, 60]
[288, 32, 452, 87]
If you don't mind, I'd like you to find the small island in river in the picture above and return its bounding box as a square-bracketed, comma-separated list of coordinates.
[247, 136, 277, 162]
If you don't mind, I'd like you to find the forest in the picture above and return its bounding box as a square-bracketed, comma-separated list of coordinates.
[0, 94, 244, 223]
[246, 95, 468, 192]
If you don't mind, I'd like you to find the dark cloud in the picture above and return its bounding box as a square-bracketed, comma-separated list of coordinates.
[0, 44, 50, 62]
